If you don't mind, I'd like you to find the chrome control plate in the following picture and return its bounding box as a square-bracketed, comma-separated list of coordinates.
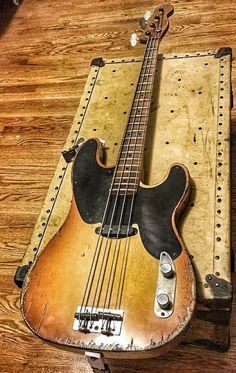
[154, 251, 176, 318]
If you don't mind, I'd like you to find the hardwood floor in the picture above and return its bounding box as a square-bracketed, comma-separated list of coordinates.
[0, 0, 236, 372]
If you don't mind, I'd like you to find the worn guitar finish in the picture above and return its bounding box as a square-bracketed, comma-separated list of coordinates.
[22, 138, 195, 358]
[21, 4, 196, 359]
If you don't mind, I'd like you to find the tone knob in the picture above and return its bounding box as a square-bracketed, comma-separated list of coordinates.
[160, 262, 173, 278]
[157, 293, 170, 310]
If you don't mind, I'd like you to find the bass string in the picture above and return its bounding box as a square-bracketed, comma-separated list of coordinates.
[88, 180, 132, 318]
[116, 27, 163, 311]
[88, 36, 156, 321]
[80, 43, 154, 316]
[113, 10, 164, 311]
[99, 35, 159, 318]
[78, 79, 143, 322]
[107, 37, 159, 314]
[79, 32, 159, 325]
[78, 149, 122, 320]
[78, 59, 143, 317]
[112, 35, 161, 314]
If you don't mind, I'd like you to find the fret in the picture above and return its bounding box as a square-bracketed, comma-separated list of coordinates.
[118, 164, 140, 168]
[112, 188, 137, 192]
[137, 82, 152, 86]
[124, 133, 144, 137]
[129, 114, 148, 118]
[116, 169, 139, 172]
[127, 121, 146, 125]
[113, 177, 139, 185]
[122, 149, 143, 153]
[115, 178, 138, 182]
[120, 150, 142, 154]
[131, 106, 149, 109]
[126, 129, 145, 133]
[123, 144, 143, 147]
[116, 171, 139, 175]
[136, 90, 152, 94]
[118, 163, 140, 167]
[144, 56, 156, 60]
[114, 183, 139, 187]
[117, 161, 140, 165]
[113, 184, 138, 188]
[139, 73, 155, 77]
[120, 155, 142, 159]
[133, 98, 150, 101]
[125, 135, 144, 140]
[117, 164, 139, 168]
[119, 157, 142, 161]
[114, 176, 139, 180]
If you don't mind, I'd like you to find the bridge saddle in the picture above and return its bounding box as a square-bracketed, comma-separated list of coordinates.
[73, 307, 124, 336]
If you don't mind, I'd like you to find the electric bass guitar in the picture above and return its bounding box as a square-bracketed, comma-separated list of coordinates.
[21, 4, 196, 359]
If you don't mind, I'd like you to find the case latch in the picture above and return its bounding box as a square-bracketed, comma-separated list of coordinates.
[85, 351, 111, 373]
[14, 264, 31, 288]
[61, 138, 85, 163]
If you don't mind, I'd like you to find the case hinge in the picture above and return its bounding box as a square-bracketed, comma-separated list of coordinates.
[85, 352, 111, 373]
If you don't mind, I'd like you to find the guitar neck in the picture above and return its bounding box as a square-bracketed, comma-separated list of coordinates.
[112, 37, 161, 196]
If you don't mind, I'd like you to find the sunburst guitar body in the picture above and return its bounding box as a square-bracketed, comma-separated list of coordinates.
[21, 4, 196, 359]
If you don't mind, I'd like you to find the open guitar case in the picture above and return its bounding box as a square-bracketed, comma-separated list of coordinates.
[15, 48, 233, 370]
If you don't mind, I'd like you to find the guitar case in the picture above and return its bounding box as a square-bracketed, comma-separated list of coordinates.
[15, 48, 232, 357]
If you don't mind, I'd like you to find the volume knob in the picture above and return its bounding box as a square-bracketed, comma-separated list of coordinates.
[157, 293, 170, 310]
[160, 263, 173, 278]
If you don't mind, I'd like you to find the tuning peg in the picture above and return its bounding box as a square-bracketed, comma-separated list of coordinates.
[139, 10, 152, 29]
[130, 32, 139, 47]
[143, 10, 152, 21]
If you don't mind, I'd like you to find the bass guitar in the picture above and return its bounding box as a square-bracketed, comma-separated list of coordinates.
[22, 4, 196, 359]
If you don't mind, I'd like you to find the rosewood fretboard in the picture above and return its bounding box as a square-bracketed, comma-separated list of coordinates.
[112, 36, 161, 196]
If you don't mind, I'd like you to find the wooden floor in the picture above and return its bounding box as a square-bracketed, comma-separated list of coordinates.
[0, 0, 236, 372]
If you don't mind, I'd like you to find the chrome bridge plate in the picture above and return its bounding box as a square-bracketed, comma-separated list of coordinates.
[73, 307, 124, 336]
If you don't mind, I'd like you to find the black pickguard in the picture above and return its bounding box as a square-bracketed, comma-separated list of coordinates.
[72, 139, 188, 260]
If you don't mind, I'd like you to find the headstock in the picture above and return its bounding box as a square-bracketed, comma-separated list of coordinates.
[139, 4, 174, 43]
